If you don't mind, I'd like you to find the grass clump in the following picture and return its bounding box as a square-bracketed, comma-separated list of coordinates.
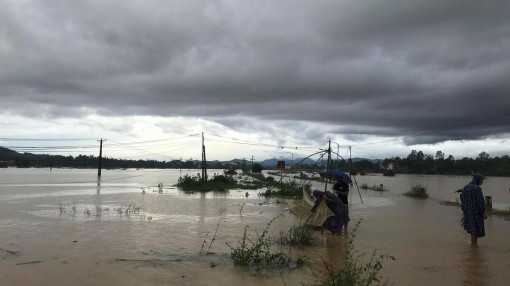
[177, 172, 270, 192]
[226, 216, 290, 270]
[176, 173, 239, 192]
[309, 219, 394, 286]
[403, 184, 428, 198]
[276, 224, 317, 246]
[260, 180, 311, 198]
[360, 184, 388, 191]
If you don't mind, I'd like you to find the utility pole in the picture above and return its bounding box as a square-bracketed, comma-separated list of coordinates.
[201, 132, 207, 181]
[251, 156, 254, 172]
[98, 138, 106, 177]
[349, 146, 352, 175]
[50, 155, 53, 170]
[324, 140, 332, 193]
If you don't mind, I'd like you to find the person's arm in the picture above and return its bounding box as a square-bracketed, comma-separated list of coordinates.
[306, 198, 321, 224]
[476, 187, 487, 219]
[337, 191, 348, 197]
[338, 183, 349, 196]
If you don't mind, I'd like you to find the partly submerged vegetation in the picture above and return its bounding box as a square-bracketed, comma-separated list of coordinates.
[226, 216, 291, 270]
[403, 184, 429, 198]
[176, 168, 311, 198]
[259, 180, 311, 198]
[176, 171, 268, 192]
[226, 217, 395, 285]
[308, 219, 395, 286]
[360, 183, 388, 192]
[276, 224, 317, 246]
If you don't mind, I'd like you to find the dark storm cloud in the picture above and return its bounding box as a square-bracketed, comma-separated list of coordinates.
[1, 0, 509, 145]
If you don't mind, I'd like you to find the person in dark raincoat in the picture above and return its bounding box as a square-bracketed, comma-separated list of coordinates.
[306, 190, 350, 234]
[461, 173, 488, 248]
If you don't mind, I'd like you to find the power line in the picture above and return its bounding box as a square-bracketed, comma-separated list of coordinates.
[206, 133, 319, 151]
[108, 140, 176, 160]
[0, 138, 96, 141]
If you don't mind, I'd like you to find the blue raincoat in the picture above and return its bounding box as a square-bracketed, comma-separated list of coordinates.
[311, 190, 350, 233]
[461, 174, 486, 238]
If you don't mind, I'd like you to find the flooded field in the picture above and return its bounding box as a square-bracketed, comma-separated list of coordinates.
[1, 168, 509, 285]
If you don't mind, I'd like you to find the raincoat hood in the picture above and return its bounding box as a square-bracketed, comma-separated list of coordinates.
[472, 173, 486, 185]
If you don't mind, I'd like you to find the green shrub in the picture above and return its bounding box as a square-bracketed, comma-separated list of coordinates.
[403, 184, 428, 198]
[309, 219, 394, 286]
[276, 224, 316, 246]
[360, 184, 387, 191]
[226, 216, 290, 270]
[260, 181, 311, 198]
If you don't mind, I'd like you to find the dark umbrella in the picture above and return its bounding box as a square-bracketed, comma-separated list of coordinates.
[319, 169, 352, 183]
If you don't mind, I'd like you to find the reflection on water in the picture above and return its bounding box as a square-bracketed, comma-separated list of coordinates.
[459, 248, 489, 286]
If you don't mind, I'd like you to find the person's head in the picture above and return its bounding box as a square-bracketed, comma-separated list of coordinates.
[312, 190, 325, 199]
[472, 173, 485, 185]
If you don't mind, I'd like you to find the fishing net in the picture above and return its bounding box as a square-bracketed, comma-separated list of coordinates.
[286, 189, 334, 227]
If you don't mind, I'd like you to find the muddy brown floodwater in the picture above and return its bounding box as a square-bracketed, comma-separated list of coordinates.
[1, 168, 509, 285]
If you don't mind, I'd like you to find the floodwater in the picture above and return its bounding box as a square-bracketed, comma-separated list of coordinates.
[0, 168, 509, 286]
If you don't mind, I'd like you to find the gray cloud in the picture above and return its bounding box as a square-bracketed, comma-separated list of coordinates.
[1, 0, 510, 146]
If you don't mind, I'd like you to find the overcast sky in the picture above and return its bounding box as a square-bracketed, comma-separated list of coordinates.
[1, 0, 509, 162]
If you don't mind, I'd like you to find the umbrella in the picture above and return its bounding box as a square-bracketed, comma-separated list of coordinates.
[319, 169, 352, 183]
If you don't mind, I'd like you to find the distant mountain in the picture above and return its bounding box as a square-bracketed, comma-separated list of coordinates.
[0, 146, 382, 169]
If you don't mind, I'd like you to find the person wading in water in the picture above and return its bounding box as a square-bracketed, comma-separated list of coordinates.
[460, 173, 488, 248]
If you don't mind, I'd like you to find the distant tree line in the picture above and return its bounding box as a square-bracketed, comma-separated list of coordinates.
[1, 147, 509, 176]
[0, 147, 227, 169]
[342, 150, 510, 177]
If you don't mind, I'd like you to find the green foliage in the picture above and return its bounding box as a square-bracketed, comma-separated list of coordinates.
[252, 163, 264, 173]
[276, 224, 317, 246]
[226, 216, 290, 270]
[260, 180, 311, 198]
[224, 168, 237, 175]
[360, 184, 388, 191]
[382, 170, 394, 176]
[211, 174, 235, 184]
[176, 174, 236, 192]
[403, 184, 429, 198]
[309, 219, 395, 286]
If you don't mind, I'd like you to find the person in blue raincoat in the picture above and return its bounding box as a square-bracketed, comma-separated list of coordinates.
[461, 173, 488, 248]
[306, 190, 350, 234]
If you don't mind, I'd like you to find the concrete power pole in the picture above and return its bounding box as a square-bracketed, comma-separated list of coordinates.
[251, 156, 254, 172]
[202, 132, 207, 181]
[98, 138, 106, 177]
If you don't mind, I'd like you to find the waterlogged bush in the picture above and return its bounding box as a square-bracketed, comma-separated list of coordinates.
[260, 180, 311, 198]
[360, 184, 387, 191]
[176, 174, 236, 192]
[403, 184, 428, 198]
[309, 219, 395, 286]
[210, 174, 235, 184]
[276, 224, 317, 246]
[226, 216, 290, 270]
